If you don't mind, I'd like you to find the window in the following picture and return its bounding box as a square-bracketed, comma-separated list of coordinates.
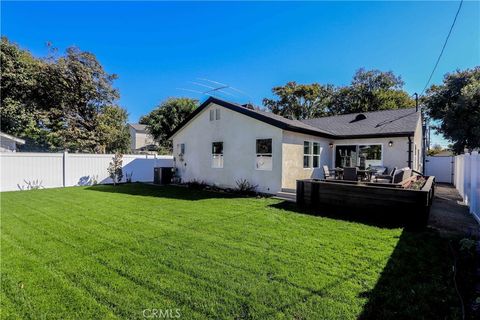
[335, 144, 382, 168]
[312, 142, 321, 167]
[212, 142, 223, 168]
[210, 109, 221, 121]
[303, 141, 311, 168]
[304, 141, 321, 168]
[358, 145, 382, 167]
[256, 139, 272, 170]
[180, 143, 185, 155]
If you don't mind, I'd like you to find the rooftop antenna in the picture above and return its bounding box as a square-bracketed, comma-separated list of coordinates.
[176, 88, 216, 97]
[189, 81, 237, 98]
[198, 78, 254, 101]
[176, 78, 253, 105]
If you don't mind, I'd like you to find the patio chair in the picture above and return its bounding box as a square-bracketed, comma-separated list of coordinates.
[370, 166, 388, 175]
[323, 165, 336, 180]
[393, 169, 412, 184]
[343, 167, 358, 181]
[375, 167, 397, 183]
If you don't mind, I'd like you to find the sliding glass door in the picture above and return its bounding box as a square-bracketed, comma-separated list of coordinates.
[335, 145, 357, 168]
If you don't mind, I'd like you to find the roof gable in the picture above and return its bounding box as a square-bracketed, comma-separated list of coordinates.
[129, 123, 147, 132]
[168, 97, 335, 139]
[168, 97, 421, 140]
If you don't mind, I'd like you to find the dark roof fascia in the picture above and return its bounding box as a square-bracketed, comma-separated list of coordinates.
[333, 132, 414, 140]
[168, 97, 336, 139]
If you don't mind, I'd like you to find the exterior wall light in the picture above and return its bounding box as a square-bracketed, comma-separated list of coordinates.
[329, 143, 334, 149]
[388, 141, 394, 147]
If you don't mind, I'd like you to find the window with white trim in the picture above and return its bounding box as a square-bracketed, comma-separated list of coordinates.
[304, 141, 321, 168]
[209, 110, 214, 121]
[212, 142, 223, 168]
[256, 139, 272, 170]
[358, 145, 382, 167]
[215, 108, 221, 120]
[304, 141, 311, 168]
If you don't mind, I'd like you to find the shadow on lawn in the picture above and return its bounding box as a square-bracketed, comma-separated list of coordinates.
[270, 202, 460, 318]
[257, 230, 458, 319]
[86, 183, 244, 201]
[270, 200, 406, 229]
[357, 229, 459, 319]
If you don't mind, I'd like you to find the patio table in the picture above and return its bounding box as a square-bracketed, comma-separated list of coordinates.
[331, 168, 376, 181]
[358, 169, 376, 181]
[332, 168, 344, 179]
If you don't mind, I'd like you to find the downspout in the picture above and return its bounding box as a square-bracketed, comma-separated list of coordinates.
[408, 136, 413, 169]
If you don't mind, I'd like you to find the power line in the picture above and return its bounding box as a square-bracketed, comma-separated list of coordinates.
[421, 0, 464, 95]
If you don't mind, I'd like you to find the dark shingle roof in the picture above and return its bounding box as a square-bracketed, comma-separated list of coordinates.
[301, 108, 420, 138]
[168, 97, 420, 139]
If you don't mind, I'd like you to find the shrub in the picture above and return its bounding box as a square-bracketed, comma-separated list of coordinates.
[18, 179, 44, 191]
[107, 153, 123, 186]
[407, 177, 426, 190]
[235, 179, 258, 195]
[186, 179, 208, 190]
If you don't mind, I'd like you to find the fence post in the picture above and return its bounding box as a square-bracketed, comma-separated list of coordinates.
[453, 156, 457, 187]
[470, 151, 478, 215]
[63, 151, 68, 187]
[464, 153, 471, 205]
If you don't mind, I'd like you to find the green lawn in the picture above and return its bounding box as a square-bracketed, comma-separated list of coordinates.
[1, 184, 459, 319]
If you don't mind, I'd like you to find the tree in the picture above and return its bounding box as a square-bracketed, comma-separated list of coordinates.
[97, 105, 130, 153]
[427, 144, 444, 156]
[107, 153, 123, 186]
[332, 69, 415, 114]
[39, 47, 122, 152]
[0, 37, 129, 153]
[140, 98, 198, 152]
[0, 37, 47, 149]
[263, 82, 335, 120]
[263, 69, 414, 119]
[424, 67, 480, 154]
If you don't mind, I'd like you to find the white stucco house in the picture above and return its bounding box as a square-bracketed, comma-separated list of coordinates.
[0, 131, 25, 152]
[128, 124, 158, 153]
[169, 97, 424, 194]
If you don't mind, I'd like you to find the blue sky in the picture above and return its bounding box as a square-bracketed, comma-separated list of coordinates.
[2, 1, 479, 147]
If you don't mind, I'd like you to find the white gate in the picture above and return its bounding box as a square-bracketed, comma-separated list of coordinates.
[425, 156, 454, 183]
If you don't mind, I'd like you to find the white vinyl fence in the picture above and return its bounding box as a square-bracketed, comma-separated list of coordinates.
[454, 151, 480, 222]
[0, 152, 173, 192]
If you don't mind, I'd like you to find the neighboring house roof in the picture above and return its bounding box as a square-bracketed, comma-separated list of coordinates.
[129, 123, 148, 133]
[301, 107, 421, 138]
[168, 97, 421, 140]
[0, 131, 25, 145]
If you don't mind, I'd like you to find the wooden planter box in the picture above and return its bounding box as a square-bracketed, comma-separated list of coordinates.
[296, 176, 435, 228]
